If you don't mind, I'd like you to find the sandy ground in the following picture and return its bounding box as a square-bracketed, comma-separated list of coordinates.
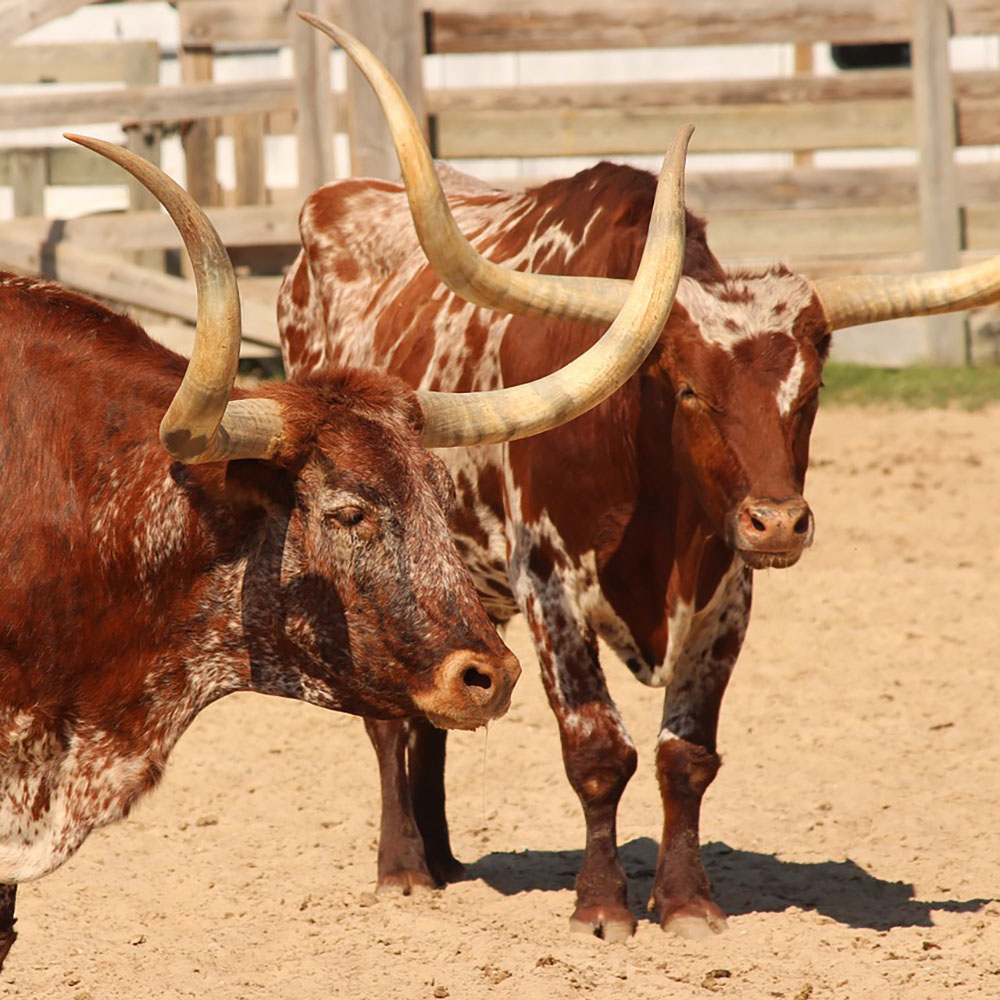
[4, 404, 1000, 1000]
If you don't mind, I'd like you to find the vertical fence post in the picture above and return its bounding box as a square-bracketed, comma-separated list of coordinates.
[179, 45, 221, 208]
[10, 149, 46, 218]
[343, 0, 427, 179]
[123, 40, 163, 268]
[911, 0, 968, 364]
[292, 0, 335, 200]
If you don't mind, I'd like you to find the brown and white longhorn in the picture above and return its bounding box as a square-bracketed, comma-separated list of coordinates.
[281, 16, 1000, 941]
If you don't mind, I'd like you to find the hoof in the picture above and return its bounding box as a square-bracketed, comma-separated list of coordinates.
[0, 928, 15, 971]
[569, 905, 636, 943]
[376, 869, 438, 895]
[428, 856, 466, 886]
[660, 900, 728, 939]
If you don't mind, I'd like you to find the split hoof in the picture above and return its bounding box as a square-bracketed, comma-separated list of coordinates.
[569, 904, 636, 943]
[376, 869, 438, 895]
[660, 900, 728, 939]
[428, 856, 466, 885]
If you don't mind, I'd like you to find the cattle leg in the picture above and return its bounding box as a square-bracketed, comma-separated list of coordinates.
[651, 734, 727, 937]
[650, 611, 746, 936]
[365, 718, 437, 892]
[529, 610, 638, 942]
[364, 718, 464, 891]
[407, 718, 465, 884]
[0, 884, 16, 972]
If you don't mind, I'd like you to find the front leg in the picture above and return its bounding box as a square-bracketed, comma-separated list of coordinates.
[651, 566, 750, 937]
[364, 718, 435, 892]
[406, 718, 465, 884]
[523, 600, 638, 942]
[0, 883, 16, 971]
[364, 718, 464, 891]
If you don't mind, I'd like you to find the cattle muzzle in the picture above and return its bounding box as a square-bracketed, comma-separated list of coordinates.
[412, 649, 522, 730]
[730, 496, 814, 570]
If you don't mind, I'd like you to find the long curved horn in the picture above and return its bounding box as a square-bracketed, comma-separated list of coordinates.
[64, 135, 284, 464]
[416, 128, 690, 446]
[299, 14, 688, 448]
[299, 12, 630, 327]
[813, 257, 1000, 331]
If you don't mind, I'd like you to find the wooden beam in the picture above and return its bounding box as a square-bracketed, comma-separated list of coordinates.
[426, 0, 1000, 53]
[0, 233, 281, 347]
[0, 79, 301, 131]
[435, 100, 917, 159]
[179, 46, 221, 207]
[344, 0, 427, 179]
[229, 113, 268, 206]
[10, 149, 45, 218]
[179, 0, 291, 47]
[0, 0, 92, 46]
[0, 40, 160, 84]
[291, 0, 335, 199]
[1, 204, 301, 252]
[911, 0, 967, 364]
[1, 69, 997, 136]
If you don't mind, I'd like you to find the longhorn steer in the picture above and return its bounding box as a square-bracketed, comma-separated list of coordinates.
[282, 18, 1000, 940]
[0, 124, 687, 970]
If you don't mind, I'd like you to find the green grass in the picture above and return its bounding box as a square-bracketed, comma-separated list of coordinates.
[820, 363, 1000, 410]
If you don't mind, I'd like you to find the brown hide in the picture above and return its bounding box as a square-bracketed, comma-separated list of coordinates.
[0, 272, 518, 891]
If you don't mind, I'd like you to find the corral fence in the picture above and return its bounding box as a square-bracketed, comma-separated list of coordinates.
[1, 0, 999, 364]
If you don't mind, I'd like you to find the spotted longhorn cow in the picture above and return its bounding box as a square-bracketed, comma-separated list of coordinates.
[280, 18, 1000, 940]
[0, 123, 687, 970]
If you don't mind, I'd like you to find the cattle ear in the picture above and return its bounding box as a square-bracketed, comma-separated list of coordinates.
[224, 460, 295, 512]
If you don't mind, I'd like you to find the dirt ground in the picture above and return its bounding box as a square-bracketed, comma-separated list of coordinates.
[4, 404, 1000, 1000]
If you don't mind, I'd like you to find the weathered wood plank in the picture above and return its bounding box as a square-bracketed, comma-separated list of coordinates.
[424, 70, 999, 114]
[0, 79, 302, 131]
[0, 40, 160, 84]
[292, 0, 336, 199]
[0, 147, 122, 186]
[436, 100, 917, 159]
[427, 0, 1000, 52]
[1, 204, 301, 252]
[2, 70, 997, 138]
[0, 0, 92, 46]
[685, 201, 1000, 263]
[229, 113, 267, 206]
[179, 46, 221, 207]
[0, 232, 281, 347]
[179, 0, 295, 47]
[700, 201, 1000, 263]
[344, 0, 427, 178]
[684, 161, 1000, 213]
[911, 0, 966, 364]
[10, 149, 45, 218]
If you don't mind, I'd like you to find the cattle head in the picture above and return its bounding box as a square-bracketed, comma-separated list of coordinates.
[649, 268, 828, 569]
[65, 115, 688, 726]
[304, 13, 1000, 573]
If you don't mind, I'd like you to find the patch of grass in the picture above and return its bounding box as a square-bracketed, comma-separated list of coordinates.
[820, 363, 1000, 410]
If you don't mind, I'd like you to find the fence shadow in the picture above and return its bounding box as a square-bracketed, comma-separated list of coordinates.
[466, 837, 996, 931]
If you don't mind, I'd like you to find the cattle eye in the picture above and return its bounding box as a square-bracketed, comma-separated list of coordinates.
[327, 505, 365, 528]
[678, 385, 698, 402]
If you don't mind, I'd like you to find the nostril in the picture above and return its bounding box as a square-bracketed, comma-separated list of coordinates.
[793, 512, 811, 535]
[750, 514, 767, 533]
[462, 666, 492, 691]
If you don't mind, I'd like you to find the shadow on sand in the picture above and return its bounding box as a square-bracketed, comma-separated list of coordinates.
[466, 837, 996, 931]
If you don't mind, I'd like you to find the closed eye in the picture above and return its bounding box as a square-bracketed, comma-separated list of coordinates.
[326, 505, 365, 528]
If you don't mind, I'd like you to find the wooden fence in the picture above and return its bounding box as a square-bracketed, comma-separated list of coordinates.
[1, 0, 999, 362]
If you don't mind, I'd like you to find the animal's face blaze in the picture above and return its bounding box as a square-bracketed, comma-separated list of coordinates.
[662, 275, 829, 569]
